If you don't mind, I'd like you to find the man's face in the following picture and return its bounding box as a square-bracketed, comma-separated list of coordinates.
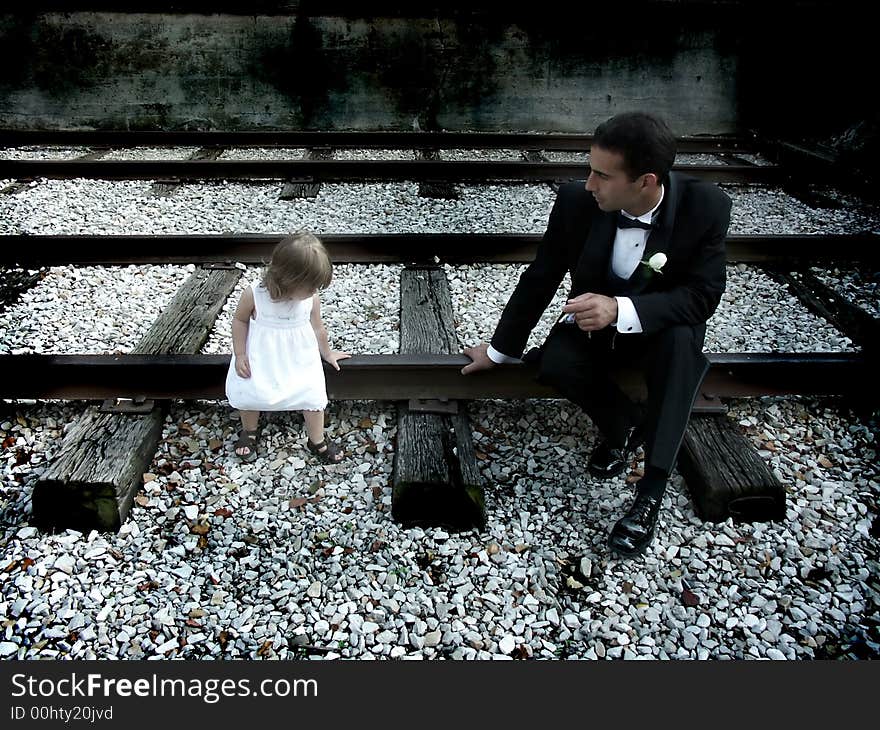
[584, 145, 644, 212]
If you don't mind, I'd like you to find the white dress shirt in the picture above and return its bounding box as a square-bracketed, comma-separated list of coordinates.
[487, 186, 664, 364]
[613, 184, 665, 334]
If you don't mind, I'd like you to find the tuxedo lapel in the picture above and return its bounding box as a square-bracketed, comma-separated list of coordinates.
[572, 209, 617, 294]
[622, 172, 683, 293]
[644, 171, 681, 262]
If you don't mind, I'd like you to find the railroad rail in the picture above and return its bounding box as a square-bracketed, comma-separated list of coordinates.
[0, 159, 779, 184]
[0, 353, 870, 402]
[0, 130, 752, 153]
[1, 233, 878, 266]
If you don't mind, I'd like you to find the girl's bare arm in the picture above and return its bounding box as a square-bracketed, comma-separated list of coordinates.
[232, 287, 255, 377]
[310, 294, 350, 370]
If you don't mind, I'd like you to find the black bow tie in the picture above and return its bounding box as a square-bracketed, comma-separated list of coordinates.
[617, 213, 653, 231]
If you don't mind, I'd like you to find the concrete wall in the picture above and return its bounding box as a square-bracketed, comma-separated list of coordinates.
[0, 3, 872, 138]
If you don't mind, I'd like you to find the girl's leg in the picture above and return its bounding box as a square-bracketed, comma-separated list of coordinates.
[302, 409, 326, 445]
[235, 410, 260, 458]
[303, 409, 342, 462]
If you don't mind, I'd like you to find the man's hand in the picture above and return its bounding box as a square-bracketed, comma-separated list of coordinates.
[461, 343, 496, 375]
[322, 350, 352, 371]
[561, 293, 618, 332]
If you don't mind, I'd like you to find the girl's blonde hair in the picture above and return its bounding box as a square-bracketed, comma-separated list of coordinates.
[262, 231, 332, 300]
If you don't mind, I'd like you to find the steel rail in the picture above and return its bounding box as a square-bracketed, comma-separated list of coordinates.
[1, 233, 876, 267]
[0, 352, 869, 402]
[0, 130, 750, 154]
[0, 159, 782, 184]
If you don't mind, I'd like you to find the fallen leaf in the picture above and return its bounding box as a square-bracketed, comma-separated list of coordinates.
[681, 588, 700, 607]
[289, 497, 309, 509]
[257, 641, 273, 657]
[565, 575, 584, 589]
[190, 523, 210, 535]
[213, 508, 233, 518]
[188, 609, 206, 618]
[134, 494, 150, 507]
[358, 418, 374, 429]
[208, 438, 223, 452]
[197, 536, 209, 549]
[3, 561, 17, 573]
[475, 451, 489, 460]
[622, 581, 633, 594]
[185, 619, 202, 628]
[817, 455, 833, 468]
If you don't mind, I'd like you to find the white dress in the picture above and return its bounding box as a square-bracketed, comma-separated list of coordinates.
[225, 283, 328, 412]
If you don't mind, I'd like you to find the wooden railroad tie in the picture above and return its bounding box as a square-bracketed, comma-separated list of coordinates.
[31, 266, 243, 533]
[149, 146, 225, 197]
[279, 146, 334, 200]
[391, 266, 486, 531]
[417, 149, 459, 200]
[678, 415, 786, 523]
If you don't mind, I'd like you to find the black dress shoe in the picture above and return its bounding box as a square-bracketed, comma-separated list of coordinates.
[608, 491, 662, 557]
[587, 426, 643, 479]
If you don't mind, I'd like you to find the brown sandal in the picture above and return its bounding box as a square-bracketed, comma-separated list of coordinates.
[307, 438, 343, 463]
[234, 429, 259, 463]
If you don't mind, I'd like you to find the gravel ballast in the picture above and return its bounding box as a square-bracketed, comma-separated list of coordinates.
[0, 395, 876, 660]
[0, 147, 877, 661]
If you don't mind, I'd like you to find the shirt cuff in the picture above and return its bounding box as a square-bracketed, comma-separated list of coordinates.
[487, 344, 522, 364]
[614, 296, 643, 334]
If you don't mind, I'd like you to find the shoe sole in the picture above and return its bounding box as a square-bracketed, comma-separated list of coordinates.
[607, 528, 656, 558]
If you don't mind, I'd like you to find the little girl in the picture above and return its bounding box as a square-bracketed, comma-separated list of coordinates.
[225, 232, 350, 463]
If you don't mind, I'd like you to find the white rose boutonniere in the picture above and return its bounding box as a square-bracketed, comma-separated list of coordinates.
[641, 252, 667, 274]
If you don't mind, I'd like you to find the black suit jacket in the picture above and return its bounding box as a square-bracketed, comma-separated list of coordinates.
[491, 172, 732, 358]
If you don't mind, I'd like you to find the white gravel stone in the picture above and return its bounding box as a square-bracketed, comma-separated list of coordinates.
[498, 635, 517, 654]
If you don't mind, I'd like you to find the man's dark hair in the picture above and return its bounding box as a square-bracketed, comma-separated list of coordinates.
[593, 112, 677, 183]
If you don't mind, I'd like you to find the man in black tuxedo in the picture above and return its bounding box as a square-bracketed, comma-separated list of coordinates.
[462, 112, 731, 557]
